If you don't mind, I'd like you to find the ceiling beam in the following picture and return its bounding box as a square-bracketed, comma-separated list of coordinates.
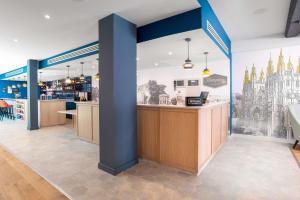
[285, 0, 300, 37]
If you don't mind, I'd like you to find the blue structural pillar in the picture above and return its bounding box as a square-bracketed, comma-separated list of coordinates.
[98, 14, 138, 175]
[27, 60, 39, 130]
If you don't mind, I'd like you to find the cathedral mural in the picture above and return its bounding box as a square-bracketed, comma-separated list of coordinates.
[233, 49, 300, 139]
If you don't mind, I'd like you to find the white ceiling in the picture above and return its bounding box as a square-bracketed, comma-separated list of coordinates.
[7, 29, 228, 82]
[137, 29, 227, 70]
[208, 0, 300, 53]
[0, 0, 199, 74]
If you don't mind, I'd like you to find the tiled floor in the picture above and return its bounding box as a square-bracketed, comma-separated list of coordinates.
[0, 120, 300, 200]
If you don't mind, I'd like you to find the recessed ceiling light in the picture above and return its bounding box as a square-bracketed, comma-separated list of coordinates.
[13, 38, 18, 42]
[136, 57, 140, 61]
[44, 14, 51, 19]
[154, 63, 159, 66]
[168, 51, 173, 56]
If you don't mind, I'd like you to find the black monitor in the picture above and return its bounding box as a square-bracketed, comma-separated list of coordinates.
[200, 91, 209, 104]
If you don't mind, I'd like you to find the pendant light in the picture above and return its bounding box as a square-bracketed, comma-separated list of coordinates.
[182, 38, 194, 69]
[80, 62, 85, 81]
[38, 72, 44, 86]
[94, 58, 100, 81]
[23, 76, 27, 88]
[65, 65, 72, 84]
[202, 52, 211, 77]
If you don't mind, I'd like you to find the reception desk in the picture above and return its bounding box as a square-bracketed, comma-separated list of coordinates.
[137, 102, 229, 174]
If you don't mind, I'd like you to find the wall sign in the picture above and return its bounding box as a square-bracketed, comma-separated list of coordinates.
[203, 74, 227, 88]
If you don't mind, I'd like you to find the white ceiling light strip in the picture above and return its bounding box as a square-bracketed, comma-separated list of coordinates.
[206, 20, 229, 55]
[47, 43, 99, 65]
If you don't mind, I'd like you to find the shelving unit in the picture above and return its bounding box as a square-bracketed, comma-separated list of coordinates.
[40, 77, 92, 101]
[16, 99, 27, 121]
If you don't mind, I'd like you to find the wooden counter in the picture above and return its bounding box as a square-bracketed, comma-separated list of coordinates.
[137, 102, 229, 174]
[39, 100, 66, 128]
[76, 102, 99, 144]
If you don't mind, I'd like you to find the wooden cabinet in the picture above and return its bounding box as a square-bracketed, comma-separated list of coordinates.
[92, 106, 100, 144]
[221, 104, 229, 144]
[198, 108, 212, 169]
[77, 105, 93, 142]
[39, 100, 66, 128]
[137, 102, 229, 175]
[137, 107, 160, 161]
[160, 109, 198, 172]
[76, 103, 99, 144]
[211, 106, 222, 154]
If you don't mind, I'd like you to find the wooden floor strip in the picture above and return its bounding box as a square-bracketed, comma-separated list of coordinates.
[291, 145, 300, 167]
[0, 146, 69, 200]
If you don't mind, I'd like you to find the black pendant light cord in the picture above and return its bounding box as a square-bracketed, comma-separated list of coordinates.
[205, 53, 207, 69]
[187, 40, 190, 60]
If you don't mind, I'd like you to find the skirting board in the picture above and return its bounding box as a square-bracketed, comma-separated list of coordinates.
[98, 158, 139, 176]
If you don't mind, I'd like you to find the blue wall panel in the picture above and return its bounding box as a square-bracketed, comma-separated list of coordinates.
[0, 66, 27, 80]
[198, 0, 231, 58]
[0, 80, 27, 99]
[137, 8, 202, 43]
[39, 41, 99, 69]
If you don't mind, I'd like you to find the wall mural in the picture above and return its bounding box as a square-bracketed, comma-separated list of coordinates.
[138, 80, 168, 105]
[233, 49, 300, 139]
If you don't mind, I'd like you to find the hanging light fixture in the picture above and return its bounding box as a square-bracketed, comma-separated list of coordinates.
[182, 38, 194, 69]
[38, 72, 44, 86]
[202, 52, 211, 77]
[65, 65, 72, 84]
[23, 76, 27, 88]
[80, 62, 85, 81]
[94, 58, 100, 81]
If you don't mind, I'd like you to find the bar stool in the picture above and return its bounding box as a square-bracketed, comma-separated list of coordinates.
[0, 101, 15, 120]
[0, 100, 7, 120]
[7, 105, 15, 120]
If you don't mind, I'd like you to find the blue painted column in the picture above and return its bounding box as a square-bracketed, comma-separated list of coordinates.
[98, 14, 138, 175]
[27, 60, 39, 130]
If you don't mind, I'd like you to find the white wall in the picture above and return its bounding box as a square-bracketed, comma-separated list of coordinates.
[137, 59, 230, 101]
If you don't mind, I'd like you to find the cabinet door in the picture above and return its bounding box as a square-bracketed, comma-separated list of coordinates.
[221, 104, 229, 144]
[160, 109, 198, 173]
[211, 106, 222, 154]
[92, 106, 100, 145]
[39, 102, 49, 127]
[198, 108, 212, 169]
[137, 108, 160, 161]
[77, 105, 93, 142]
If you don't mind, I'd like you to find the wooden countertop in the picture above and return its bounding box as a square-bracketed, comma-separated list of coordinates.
[75, 101, 99, 106]
[137, 101, 229, 110]
[39, 99, 66, 102]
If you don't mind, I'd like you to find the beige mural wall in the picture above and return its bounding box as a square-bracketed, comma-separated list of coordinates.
[232, 45, 300, 140]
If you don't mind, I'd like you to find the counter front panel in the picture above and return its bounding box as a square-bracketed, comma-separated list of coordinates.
[137, 102, 229, 174]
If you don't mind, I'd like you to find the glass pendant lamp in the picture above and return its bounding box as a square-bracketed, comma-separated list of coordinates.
[80, 62, 85, 81]
[38, 72, 44, 86]
[202, 52, 211, 77]
[94, 58, 100, 81]
[65, 65, 72, 84]
[182, 38, 194, 69]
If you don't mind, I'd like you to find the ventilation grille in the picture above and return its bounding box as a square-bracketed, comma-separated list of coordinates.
[47, 43, 99, 65]
[206, 20, 229, 55]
